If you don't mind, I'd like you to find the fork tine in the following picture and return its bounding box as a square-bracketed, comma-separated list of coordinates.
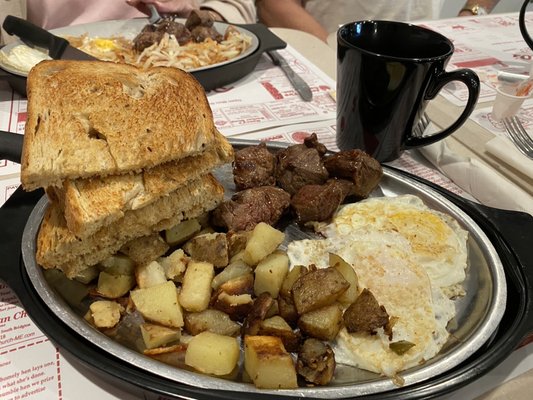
[511, 116, 533, 151]
[502, 117, 533, 159]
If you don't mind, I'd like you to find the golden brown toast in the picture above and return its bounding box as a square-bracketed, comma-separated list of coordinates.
[22, 59, 220, 190]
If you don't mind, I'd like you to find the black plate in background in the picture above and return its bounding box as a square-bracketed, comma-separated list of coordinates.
[1, 167, 532, 400]
[0, 22, 286, 96]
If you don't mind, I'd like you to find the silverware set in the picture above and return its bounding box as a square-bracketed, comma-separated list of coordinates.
[502, 116, 533, 159]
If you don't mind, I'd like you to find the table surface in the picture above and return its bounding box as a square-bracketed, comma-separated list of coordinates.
[0, 13, 532, 400]
[275, 19, 533, 400]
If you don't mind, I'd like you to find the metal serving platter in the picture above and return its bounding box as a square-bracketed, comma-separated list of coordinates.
[20, 140, 507, 398]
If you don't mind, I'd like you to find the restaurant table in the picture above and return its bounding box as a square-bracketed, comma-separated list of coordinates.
[1, 13, 532, 400]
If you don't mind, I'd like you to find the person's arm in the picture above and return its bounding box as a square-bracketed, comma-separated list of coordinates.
[199, 0, 256, 23]
[256, 0, 328, 42]
[458, 0, 501, 16]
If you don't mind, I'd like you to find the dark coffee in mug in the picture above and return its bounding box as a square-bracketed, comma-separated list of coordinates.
[336, 20, 480, 162]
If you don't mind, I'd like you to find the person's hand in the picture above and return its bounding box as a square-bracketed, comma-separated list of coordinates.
[126, 0, 200, 15]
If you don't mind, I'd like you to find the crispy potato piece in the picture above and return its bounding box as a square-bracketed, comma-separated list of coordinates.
[244, 335, 298, 389]
[179, 260, 214, 312]
[242, 222, 285, 266]
[144, 343, 188, 368]
[278, 294, 299, 326]
[120, 234, 169, 265]
[135, 260, 167, 289]
[159, 248, 189, 282]
[99, 254, 135, 276]
[330, 253, 359, 306]
[73, 265, 100, 284]
[243, 292, 274, 336]
[43, 269, 90, 307]
[297, 338, 335, 386]
[210, 272, 254, 320]
[96, 272, 135, 299]
[215, 273, 254, 296]
[183, 232, 229, 268]
[140, 323, 181, 349]
[226, 230, 251, 258]
[164, 218, 202, 246]
[90, 300, 124, 329]
[211, 260, 252, 290]
[130, 281, 184, 328]
[292, 267, 349, 314]
[277, 265, 308, 325]
[343, 288, 389, 334]
[298, 303, 343, 341]
[229, 249, 245, 263]
[254, 250, 289, 298]
[184, 309, 240, 337]
[280, 265, 308, 298]
[185, 331, 240, 376]
[258, 316, 301, 352]
[211, 292, 254, 322]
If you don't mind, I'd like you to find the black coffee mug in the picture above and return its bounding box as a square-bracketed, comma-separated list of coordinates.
[336, 20, 480, 162]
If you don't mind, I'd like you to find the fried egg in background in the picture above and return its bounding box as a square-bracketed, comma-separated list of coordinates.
[287, 194, 468, 378]
[0, 45, 51, 73]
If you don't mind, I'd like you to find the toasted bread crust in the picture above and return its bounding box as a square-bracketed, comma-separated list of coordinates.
[36, 173, 224, 271]
[22, 60, 219, 190]
[52, 130, 233, 238]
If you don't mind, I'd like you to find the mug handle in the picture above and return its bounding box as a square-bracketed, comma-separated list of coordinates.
[405, 69, 480, 148]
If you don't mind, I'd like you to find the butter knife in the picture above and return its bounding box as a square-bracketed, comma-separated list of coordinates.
[267, 51, 313, 102]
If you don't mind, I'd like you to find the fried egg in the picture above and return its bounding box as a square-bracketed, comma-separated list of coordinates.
[287, 195, 468, 378]
[0, 45, 51, 73]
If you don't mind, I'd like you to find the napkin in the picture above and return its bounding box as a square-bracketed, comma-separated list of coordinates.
[418, 129, 533, 216]
[484, 136, 533, 178]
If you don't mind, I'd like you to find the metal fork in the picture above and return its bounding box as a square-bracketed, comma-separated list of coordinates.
[502, 116, 533, 159]
[147, 4, 162, 24]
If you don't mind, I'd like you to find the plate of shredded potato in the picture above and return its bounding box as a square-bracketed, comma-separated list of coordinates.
[0, 15, 276, 90]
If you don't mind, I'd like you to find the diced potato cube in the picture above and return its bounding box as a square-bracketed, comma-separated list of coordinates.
[254, 250, 289, 298]
[211, 292, 254, 321]
[226, 231, 251, 258]
[164, 218, 202, 246]
[183, 232, 229, 268]
[184, 309, 240, 336]
[330, 253, 359, 305]
[130, 281, 184, 328]
[99, 254, 135, 276]
[292, 267, 349, 314]
[212, 260, 252, 290]
[140, 323, 181, 349]
[280, 265, 308, 298]
[120, 234, 169, 265]
[244, 335, 298, 389]
[159, 248, 189, 281]
[73, 265, 100, 284]
[43, 269, 90, 307]
[243, 223, 285, 266]
[96, 272, 135, 299]
[179, 261, 214, 312]
[298, 303, 343, 341]
[258, 316, 301, 352]
[90, 300, 124, 329]
[135, 260, 167, 289]
[185, 331, 240, 375]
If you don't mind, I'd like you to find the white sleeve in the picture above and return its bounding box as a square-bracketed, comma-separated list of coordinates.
[200, 0, 257, 24]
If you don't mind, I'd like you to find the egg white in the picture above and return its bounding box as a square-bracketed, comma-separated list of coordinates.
[287, 195, 468, 378]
